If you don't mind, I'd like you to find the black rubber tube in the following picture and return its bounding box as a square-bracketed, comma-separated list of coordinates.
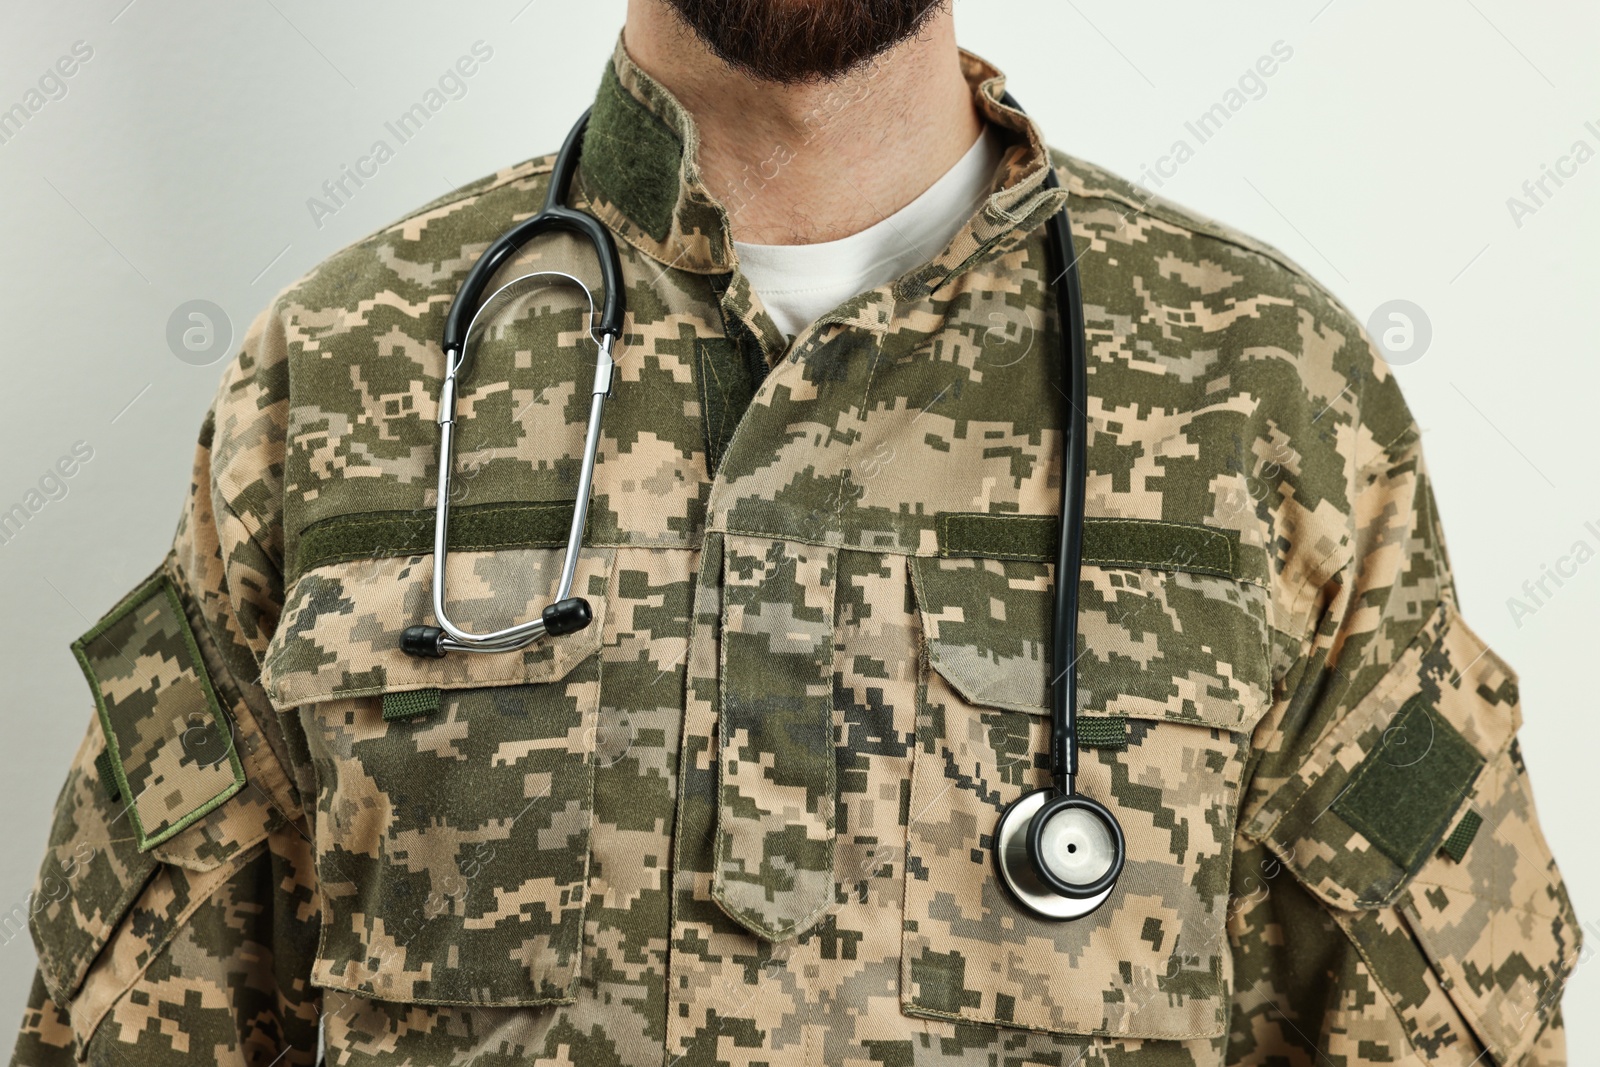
[441, 109, 626, 354]
[1000, 93, 1089, 793]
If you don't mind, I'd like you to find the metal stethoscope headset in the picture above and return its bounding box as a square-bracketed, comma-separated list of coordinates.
[399, 98, 1125, 922]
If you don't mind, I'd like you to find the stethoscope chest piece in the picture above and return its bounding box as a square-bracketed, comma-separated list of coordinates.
[994, 788, 1125, 921]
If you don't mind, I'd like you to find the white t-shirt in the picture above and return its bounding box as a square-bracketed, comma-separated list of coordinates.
[732, 125, 1005, 340]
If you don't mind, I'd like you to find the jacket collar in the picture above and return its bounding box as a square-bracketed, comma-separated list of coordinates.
[577, 35, 1068, 295]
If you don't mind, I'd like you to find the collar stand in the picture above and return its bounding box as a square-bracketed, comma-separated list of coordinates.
[577, 35, 1069, 286]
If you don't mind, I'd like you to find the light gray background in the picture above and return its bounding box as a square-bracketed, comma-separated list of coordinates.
[2, 0, 1595, 1053]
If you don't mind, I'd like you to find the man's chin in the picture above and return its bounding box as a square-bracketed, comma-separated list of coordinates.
[662, 0, 945, 84]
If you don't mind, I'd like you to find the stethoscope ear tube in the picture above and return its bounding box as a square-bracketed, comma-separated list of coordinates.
[440, 108, 626, 361]
[402, 109, 627, 661]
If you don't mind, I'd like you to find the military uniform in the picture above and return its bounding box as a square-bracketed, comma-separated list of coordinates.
[12, 38, 1578, 1067]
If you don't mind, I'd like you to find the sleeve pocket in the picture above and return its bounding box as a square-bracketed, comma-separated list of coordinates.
[28, 722, 160, 1009]
[30, 568, 277, 1054]
[1245, 602, 1580, 1065]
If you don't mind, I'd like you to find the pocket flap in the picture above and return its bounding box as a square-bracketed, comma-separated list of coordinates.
[912, 518, 1273, 731]
[261, 544, 611, 709]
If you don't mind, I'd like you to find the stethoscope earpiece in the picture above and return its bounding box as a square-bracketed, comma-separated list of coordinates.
[994, 788, 1124, 921]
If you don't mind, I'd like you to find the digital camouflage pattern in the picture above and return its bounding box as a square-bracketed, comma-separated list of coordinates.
[13, 34, 1577, 1067]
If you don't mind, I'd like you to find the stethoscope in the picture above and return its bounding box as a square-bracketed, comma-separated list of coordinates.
[398, 99, 1125, 922]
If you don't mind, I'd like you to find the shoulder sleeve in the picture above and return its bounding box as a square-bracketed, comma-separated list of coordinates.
[11, 302, 322, 1067]
[1228, 306, 1579, 1064]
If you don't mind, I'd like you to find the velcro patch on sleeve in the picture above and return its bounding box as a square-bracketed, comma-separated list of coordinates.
[71, 572, 246, 852]
[1331, 696, 1485, 871]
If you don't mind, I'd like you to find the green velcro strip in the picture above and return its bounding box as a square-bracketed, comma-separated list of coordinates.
[936, 513, 1242, 580]
[93, 748, 122, 802]
[382, 689, 442, 722]
[294, 500, 581, 580]
[1332, 696, 1485, 872]
[1076, 716, 1127, 750]
[1441, 809, 1484, 863]
[581, 62, 683, 242]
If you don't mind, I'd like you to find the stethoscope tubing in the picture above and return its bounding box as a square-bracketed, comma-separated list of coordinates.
[402, 112, 623, 659]
[1043, 164, 1087, 794]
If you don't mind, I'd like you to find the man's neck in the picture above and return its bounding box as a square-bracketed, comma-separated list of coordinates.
[622, 1, 981, 245]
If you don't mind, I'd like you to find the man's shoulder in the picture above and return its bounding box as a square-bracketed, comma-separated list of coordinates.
[1050, 147, 1419, 473]
[206, 151, 560, 542]
[271, 152, 559, 324]
[1050, 145, 1373, 358]
[1051, 147, 1324, 295]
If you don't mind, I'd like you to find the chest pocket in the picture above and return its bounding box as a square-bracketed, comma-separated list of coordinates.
[902, 516, 1274, 1040]
[261, 541, 614, 1007]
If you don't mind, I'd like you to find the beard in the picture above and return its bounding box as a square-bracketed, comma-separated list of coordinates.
[662, 0, 947, 83]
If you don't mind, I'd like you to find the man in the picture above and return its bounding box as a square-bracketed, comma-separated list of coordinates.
[11, 1, 1577, 1064]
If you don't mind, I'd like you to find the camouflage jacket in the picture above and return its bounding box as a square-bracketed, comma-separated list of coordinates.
[12, 38, 1578, 1067]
